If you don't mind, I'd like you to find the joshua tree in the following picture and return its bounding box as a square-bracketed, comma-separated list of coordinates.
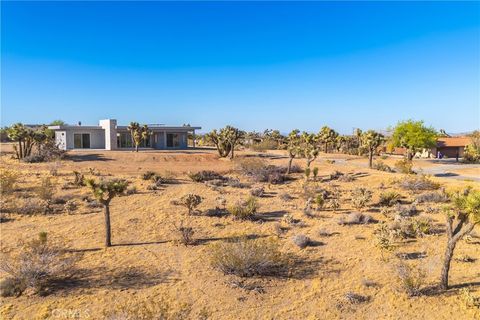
[354, 128, 363, 156]
[361, 130, 384, 168]
[85, 178, 129, 247]
[286, 129, 301, 174]
[318, 126, 338, 153]
[300, 132, 320, 168]
[440, 189, 480, 290]
[6, 123, 51, 159]
[206, 126, 244, 159]
[127, 122, 151, 152]
[391, 120, 437, 160]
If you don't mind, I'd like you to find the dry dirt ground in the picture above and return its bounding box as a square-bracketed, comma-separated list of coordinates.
[0, 146, 479, 319]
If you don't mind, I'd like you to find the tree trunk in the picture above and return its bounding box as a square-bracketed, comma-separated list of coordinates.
[18, 141, 23, 159]
[324, 143, 328, 153]
[230, 145, 235, 159]
[307, 158, 314, 168]
[103, 204, 112, 247]
[135, 144, 139, 152]
[287, 157, 294, 174]
[440, 239, 456, 290]
[369, 151, 373, 168]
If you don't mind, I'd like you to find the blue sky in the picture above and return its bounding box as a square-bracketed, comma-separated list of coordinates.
[1, 1, 479, 134]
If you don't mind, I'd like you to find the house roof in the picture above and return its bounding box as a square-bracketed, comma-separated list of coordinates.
[48, 125, 201, 131]
[436, 136, 471, 148]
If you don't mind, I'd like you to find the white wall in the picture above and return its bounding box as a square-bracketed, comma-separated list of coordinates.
[64, 128, 106, 149]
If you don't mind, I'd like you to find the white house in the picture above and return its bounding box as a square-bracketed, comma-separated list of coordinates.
[48, 119, 201, 150]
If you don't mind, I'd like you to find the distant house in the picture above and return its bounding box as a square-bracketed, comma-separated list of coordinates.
[48, 119, 201, 150]
[389, 136, 471, 159]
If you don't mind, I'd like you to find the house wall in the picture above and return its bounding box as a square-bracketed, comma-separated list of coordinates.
[64, 128, 106, 149]
[55, 131, 67, 150]
[99, 119, 117, 150]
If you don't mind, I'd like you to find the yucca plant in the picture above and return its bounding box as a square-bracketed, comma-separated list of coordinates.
[361, 130, 384, 168]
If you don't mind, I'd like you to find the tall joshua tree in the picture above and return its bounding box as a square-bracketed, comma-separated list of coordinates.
[7, 123, 39, 159]
[206, 126, 244, 159]
[286, 129, 301, 174]
[318, 126, 338, 153]
[440, 189, 480, 290]
[127, 122, 151, 152]
[361, 130, 384, 168]
[301, 132, 320, 168]
[85, 178, 129, 247]
[354, 128, 363, 156]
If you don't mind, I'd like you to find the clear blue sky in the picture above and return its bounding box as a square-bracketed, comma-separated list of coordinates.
[1, 1, 479, 134]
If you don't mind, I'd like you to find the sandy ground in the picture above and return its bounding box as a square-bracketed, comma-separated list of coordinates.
[1, 148, 479, 319]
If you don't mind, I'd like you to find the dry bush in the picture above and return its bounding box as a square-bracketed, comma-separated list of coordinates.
[328, 170, 344, 180]
[250, 185, 265, 197]
[415, 191, 449, 203]
[292, 234, 311, 249]
[104, 297, 191, 320]
[279, 192, 293, 202]
[395, 159, 415, 174]
[394, 261, 426, 297]
[125, 186, 137, 195]
[249, 139, 278, 152]
[374, 223, 397, 253]
[188, 170, 225, 183]
[35, 177, 55, 201]
[14, 198, 47, 215]
[350, 187, 372, 210]
[336, 292, 370, 311]
[394, 203, 417, 217]
[172, 221, 196, 246]
[338, 212, 375, 225]
[0, 169, 19, 194]
[235, 158, 286, 184]
[315, 194, 325, 210]
[72, 171, 85, 186]
[0, 233, 77, 296]
[227, 197, 258, 220]
[209, 237, 286, 277]
[390, 216, 433, 238]
[177, 194, 202, 215]
[63, 199, 78, 214]
[141, 171, 156, 180]
[338, 174, 355, 182]
[372, 161, 394, 172]
[224, 178, 245, 188]
[317, 228, 332, 237]
[398, 175, 440, 191]
[378, 191, 401, 207]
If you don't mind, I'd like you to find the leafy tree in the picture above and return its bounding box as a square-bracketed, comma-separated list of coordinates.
[463, 130, 480, 163]
[127, 122, 151, 152]
[49, 120, 66, 126]
[286, 129, 301, 174]
[361, 130, 385, 168]
[85, 178, 129, 247]
[440, 189, 480, 290]
[300, 132, 320, 168]
[206, 126, 244, 159]
[391, 120, 437, 160]
[318, 126, 338, 153]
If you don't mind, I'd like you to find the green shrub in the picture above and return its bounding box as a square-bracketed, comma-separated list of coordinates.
[395, 159, 415, 174]
[379, 191, 401, 207]
[209, 237, 285, 277]
[227, 197, 258, 220]
[350, 187, 372, 210]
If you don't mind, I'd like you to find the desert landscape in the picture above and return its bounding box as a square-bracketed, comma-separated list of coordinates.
[1, 142, 479, 319]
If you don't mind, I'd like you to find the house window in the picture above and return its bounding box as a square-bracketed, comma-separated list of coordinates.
[73, 133, 91, 148]
[117, 132, 151, 148]
[166, 133, 180, 148]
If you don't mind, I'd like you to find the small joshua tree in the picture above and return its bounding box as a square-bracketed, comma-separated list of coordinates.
[312, 167, 319, 181]
[361, 130, 384, 168]
[300, 132, 320, 168]
[127, 122, 151, 152]
[440, 189, 480, 290]
[85, 178, 129, 247]
[178, 194, 202, 215]
[206, 126, 244, 159]
[286, 129, 301, 174]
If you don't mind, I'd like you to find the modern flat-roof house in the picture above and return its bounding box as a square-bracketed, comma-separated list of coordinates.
[48, 119, 201, 150]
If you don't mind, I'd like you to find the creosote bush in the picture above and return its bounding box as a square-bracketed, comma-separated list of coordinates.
[379, 191, 401, 207]
[178, 194, 202, 215]
[188, 170, 225, 183]
[227, 197, 258, 220]
[0, 233, 77, 296]
[415, 191, 449, 203]
[350, 187, 372, 210]
[0, 169, 19, 194]
[398, 175, 440, 191]
[292, 234, 311, 249]
[395, 159, 415, 174]
[209, 237, 286, 277]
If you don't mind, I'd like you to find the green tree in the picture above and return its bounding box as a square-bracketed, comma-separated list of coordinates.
[49, 120, 66, 126]
[127, 122, 151, 152]
[440, 189, 480, 290]
[361, 130, 385, 168]
[286, 129, 301, 174]
[85, 178, 129, 247]
[391, 120, 437, 160]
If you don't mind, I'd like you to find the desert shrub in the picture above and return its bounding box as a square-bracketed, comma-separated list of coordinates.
[35, 177, 55, 201]
[399, 175, 440, 192]
[215, 196, 227, 210]
[338, 174, 355, 182]
[48, 162, 61, 176]
[209, 237, 286, 277]
[250, 139, 278, 152]
[463, 144, 480, 164]
[173, 221, 196, 246]
[415, 191, 449, 203]
[374, 223, 396, 253]
[372, 161, 394, 172]
[85, 199, 102, 209]
[188, 170, 225, 183]
[178, 194, 202, 215]
[317, 228, 332, 237]
[250, 186, 265, 197]
[312, 167, 319, 180]
[73, 171, 85, 186]
[394, 203, 417, 217]
[459, 288, 480, 310]
[379, 191, 401, 207]
[328, 170, 344, 180]
[142, 171, 156, 180]
[22, 154, 46, 163]
[235, 158, 286, 184]
[395, 159, 415, 174]
[336, 292, 370, 312]
[227, 197, 258, 220]
[395, 262, 425, 297]
[0, 233, 76, 296]
[315, 194, 325, 210]
[338, 212, 375, 225]
[304, 167, 311, 179]
[0, 277, 25, 297]
[63, 200, 77, 214]
[15, 198, 47, 215]
[390, 216, 433, 238]
[104, 297, 191, 320]
[279, 192, 293, 202]
[0, 169, 19, 194]
[350, 187, 372, 210]
[329, 198, 340, 212]
[292, 234, 310, 249]
[224, 178, 245, 188]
